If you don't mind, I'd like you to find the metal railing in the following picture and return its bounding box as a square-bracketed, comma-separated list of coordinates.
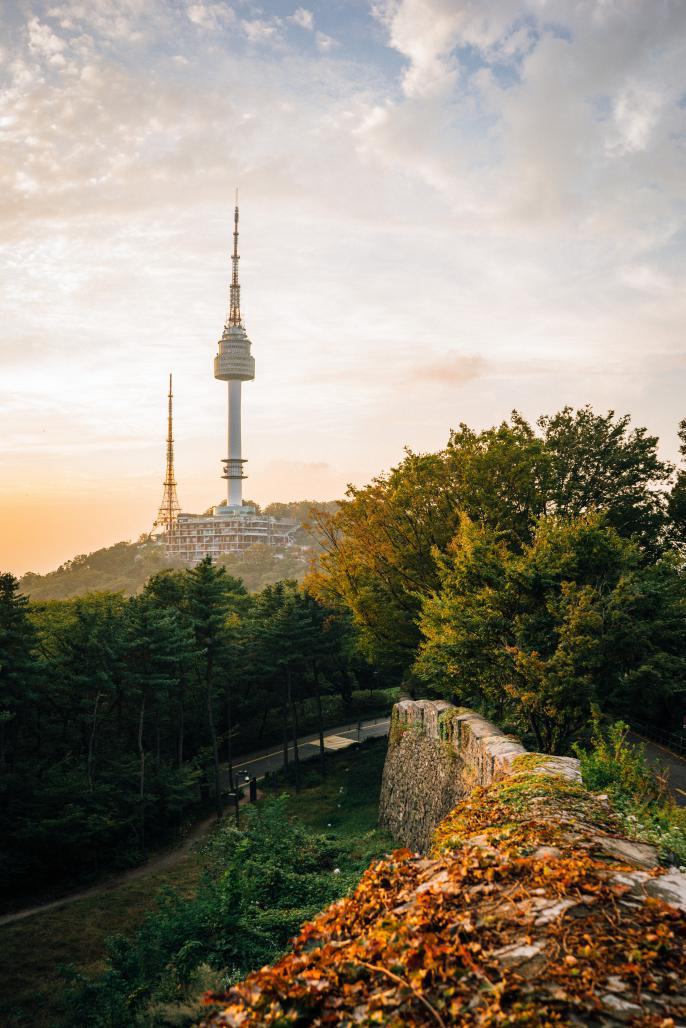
[221, 716, 391, 785]
[629, 720, 686, 758]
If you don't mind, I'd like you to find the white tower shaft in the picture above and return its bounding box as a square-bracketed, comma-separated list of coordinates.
[228, 380, 243, 506]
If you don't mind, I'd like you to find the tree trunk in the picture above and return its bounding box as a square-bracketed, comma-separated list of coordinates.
[138, 694, 146, 852]
[529, 713, 544, 752]
[207, 662, 223, 818]
[282, 684, 289, 768]
[177, 700, 184, 768]
[226, 678, 234, 792]
[257, 700, 269, 742]
[87, 692, 102, 793]
[116, 688, 124, 741]
[314, 663, 326, 777]
[289, 669, 301, 792]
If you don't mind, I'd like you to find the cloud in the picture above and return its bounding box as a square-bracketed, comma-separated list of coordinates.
[315, 31, 338, 53]
[372, 0, 523, 98]
[363, 0, 686, 243]
[289, 7, 314, 31]
[611, 83, 664, 153]
[45, 0, 151, 41]
[242, 18, 282, 45]
[308, 352, 487, 389]
[3, 0, 686, 574]
[186, 2, 235, 31]
[410, 355, 486, 385]
[27, 16, 66, 60]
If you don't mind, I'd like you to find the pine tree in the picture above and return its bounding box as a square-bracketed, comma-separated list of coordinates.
[0, 574, 38, 768]
[186, 558, 246, 817]
[125, 595, 194, 849]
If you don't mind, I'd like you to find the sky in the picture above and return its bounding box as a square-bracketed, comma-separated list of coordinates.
[2, 0, 686, 575]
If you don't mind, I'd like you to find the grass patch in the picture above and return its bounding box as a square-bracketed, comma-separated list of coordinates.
[0, 856, 204, 1028]
[0, 737, 391, 1028]
[264, 738, 393, 868]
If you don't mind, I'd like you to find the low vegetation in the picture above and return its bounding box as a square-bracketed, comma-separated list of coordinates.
[204, 736, 686, 1027]
[575, 718, 686, 867]
[0, 738, 391, 1028]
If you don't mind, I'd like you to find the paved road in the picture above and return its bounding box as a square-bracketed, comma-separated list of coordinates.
[0, 717, 390, 928]
[629, 732, 686, 807]
[223, 718, 390, 790]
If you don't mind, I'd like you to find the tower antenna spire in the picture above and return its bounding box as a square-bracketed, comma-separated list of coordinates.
[153, 373, 181, 534]
[227, 189, 242, 327]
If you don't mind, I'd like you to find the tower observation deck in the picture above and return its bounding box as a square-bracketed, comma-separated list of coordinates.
[214, 196, 255, 507]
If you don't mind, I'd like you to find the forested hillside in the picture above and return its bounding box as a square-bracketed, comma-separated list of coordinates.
[18, 500, 338, 600]
[19, 540, 179, 600]
[0, 564, 383, 904]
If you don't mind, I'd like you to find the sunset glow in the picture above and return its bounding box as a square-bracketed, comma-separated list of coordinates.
[3, 0, 686, 574]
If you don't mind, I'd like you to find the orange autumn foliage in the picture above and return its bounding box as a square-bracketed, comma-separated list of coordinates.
[201, 770, 686, 1026]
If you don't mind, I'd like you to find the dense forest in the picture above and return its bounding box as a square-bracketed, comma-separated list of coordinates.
[18, 500, 339, 600]
[308, 406, 686, 750]
[0, 562, 383, 903]
[4, 404, 686, 905]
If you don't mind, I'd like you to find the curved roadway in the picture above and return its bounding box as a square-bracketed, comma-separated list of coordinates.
[629, 732, 686, 808]
[0, 717, 390, 928]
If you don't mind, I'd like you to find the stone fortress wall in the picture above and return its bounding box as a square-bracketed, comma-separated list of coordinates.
[205, 698, 686, 1026]
[379, 698, 579, 851]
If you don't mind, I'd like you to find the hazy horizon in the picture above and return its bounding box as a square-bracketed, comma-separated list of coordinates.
[3, 0, 686, 576]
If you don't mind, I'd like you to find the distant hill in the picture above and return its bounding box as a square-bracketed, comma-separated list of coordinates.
[216, 544, 313, 592]
[19, 540, 181, 600]
[18, 500, 339, 600]
[262, 499, 339, 528]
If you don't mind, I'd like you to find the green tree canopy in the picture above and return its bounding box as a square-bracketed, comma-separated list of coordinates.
[415, 513, 686, 751]
[668, 418, 686, 547]
[309, 406, 674, 672]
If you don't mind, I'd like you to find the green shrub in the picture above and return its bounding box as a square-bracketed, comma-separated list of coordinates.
[574, 719, 663, 808]
[575, 718, 686, 867]
[60, 797, 368, 1027]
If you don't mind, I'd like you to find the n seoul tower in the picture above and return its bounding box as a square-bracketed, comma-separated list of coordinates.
[214, 193, 255, 507]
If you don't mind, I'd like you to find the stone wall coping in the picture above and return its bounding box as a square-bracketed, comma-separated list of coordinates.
[488, 740, 528, 759]
[210, 699, 686, 1026]
[393, 699, 580, 783]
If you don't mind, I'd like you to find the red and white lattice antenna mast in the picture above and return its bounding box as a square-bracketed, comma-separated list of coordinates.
[153, 374, 181, 534]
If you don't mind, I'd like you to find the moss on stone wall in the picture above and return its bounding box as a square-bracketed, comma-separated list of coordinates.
[388, 706, 406, 747]
[431, 769, 621, 857]
[202, 761, 686, 1027]
[200, 703, 686, 1026]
